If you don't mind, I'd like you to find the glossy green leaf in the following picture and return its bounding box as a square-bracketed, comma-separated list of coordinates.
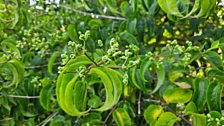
[140, 57, 151, 82]
[87, 95, 102, 109]
[158, 0, 215, 19]
[210, 40, 220, 50]
[163, 86, 192, 104]
[191, 113, 207, 126]
[195, 0, 210, 17]
[155, 112, 180, 126]
[204, 51, 223, 70]
[206, 81, 222, 112]
[90, 67, 114, 111]
[184, 102, 198, 115]
[103, 67, 123, 105]
[131, 66, 145, 90]
[113, 108, 131, 126]
[48, 52, 59, 75]
[73, 81, 87, 111]
[3, 59, 24, 88]
[182, 0, 200, 18]
[39, 84, 53, 111]
[67, 24, 78, 41]
[207, 69, 224, 81]
[144, 104, 164, 125]
[56, 55, 93, 116]
[4, 62, 19, 88]
[152, 63, 165, 93]
[82, 112, 102, 126]
[192, 78, 209, 111]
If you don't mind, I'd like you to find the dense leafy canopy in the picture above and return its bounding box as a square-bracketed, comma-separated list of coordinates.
[0, 0, 224, 125]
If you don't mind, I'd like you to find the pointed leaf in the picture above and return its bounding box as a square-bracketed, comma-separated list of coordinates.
[155, 112, 180, 126]
[144, 105, 164, 125]
[163, 86, 192, 104]
[206, 81, 222, 112]
[48, 52, 59, 75]
[40, 84, 53, 111]
[192, 78, 209, 111]
[113, 108, 131, 126]
[152, 63, 165, 93]
[204, 51, 223, 70]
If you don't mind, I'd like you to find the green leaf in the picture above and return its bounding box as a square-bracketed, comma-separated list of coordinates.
[56, 55, 92, 116]
[90, 67, 114, 111]
[191, 113, 207, 126]
[4, 62, 19, 88]
[87, 95, 102, 109]
[140, 58, 151, 82]
[39, 84, 53, 111]
[3, 59, 24, 88]
[206, 81, 222, 112]
[120, 1, 134, 17]
[67, 24, 78, 41]
[152, 63, 165, 93]
[63, 74, 86, 116]
[155, 112, 180, 126]
[195, 0, 210, 17]
[103, 67, 123, 105]
[50, 115, 71, 126]
[106, 0, 120, 15]
[73, 81, 87, 111]
[158, 0, 183, 17]
[127, 18, 137, 34]
[163, 85, 192, 104]
[144, 104, 164, 125]
[48, 52, 59, 75]
[182, 0, 200, 18]
[119, 31, 138, 45]
[192, 78, 209, 111]
[204, 51, 223, 70]
[184, 102, 198, 115]
[112, 108, 131, 126]
[82, 112, 102, 126]
[210, 40, 220, 50]
[130, 66, 145, 91]
[207, 69, 224, 81]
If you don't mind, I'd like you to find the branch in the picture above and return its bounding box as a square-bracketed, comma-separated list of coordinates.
[102, 100, 124, 126]
[60, 5, 126, 21]
[149, 95, 193, 126]
[84, 52, 98, 66]
[6, 95, 40, 99]
[37, 112, 58, 126]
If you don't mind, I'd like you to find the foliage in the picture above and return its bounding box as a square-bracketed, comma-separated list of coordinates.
[0, 0, 224, 125]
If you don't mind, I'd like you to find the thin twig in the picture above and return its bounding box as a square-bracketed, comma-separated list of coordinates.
[102, 105, 117, 126]
[60, 5, 126, 21]
[37, 112, 58, 126]
[106, 65, 127, 69]
[6, 95, 40, 99]
[84, 52, 98, 66]
[102, 100, 123, 126]
[149, 95, 193, 126]
[137, 92, 142, 115]
[0, 118, 13, 122]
